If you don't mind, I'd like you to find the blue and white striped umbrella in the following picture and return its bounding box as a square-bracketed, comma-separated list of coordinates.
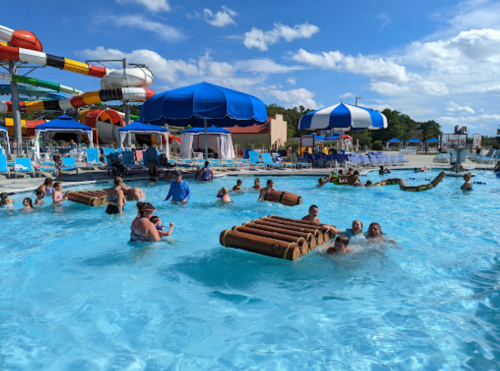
[299, 103, 388, 131]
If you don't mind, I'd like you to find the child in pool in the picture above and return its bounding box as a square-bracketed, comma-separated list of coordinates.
[232, 179, 246, 191]
[461, 173, 473, 191]
[21, 198, 34, 212]
[326, 235, 352, 255]
[35, 189, 45, 205]
[149, 216, 175, 237]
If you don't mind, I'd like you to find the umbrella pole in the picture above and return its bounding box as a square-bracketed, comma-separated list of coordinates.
[204, 118, 208, 160]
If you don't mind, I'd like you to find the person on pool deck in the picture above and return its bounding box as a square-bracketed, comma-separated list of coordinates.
[252, 178, 262, 190]
[35, 189, 45, 205]
[451, 163, 465, 172]
[106, 177, 125, 214]
[1, 192, 14, 210]
[258, 180, 276, 201]
[52, 182, 68, 204]
[342, 220, 364, 239]
[196, 161, 214, 181]
[145, 144, 160, 179]
[150, 215, 175, 237]
[165, 172, 191, 203]
[232, 179, 246, 191]
[217, 187, 231, 203]
[37, 178, 54, 195]
[326, 235, 353, 255]
[54, 154, 63, 181]
[130, 202, 161, 242]
[21, 198, 34, 212]
[461, 172, 473, 191]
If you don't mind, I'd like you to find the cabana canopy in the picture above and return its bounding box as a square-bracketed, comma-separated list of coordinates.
[425, 137, 439, 143]
[0, 126, 11, 159]
[387, 137, 402, 143]
[180, 125, 234, 159]
[406, 137, 422, 143]
[34, 115, 93, 153]
[118, 120, 169, 156]
[303, 134, 325, 141]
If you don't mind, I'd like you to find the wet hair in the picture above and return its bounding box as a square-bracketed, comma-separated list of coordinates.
[54, 182, 62, 189]
[149, 177, 156, 183]
[353, 220, 363, 229]
[23, 198, 33, 208]
[336, 234, 349, 246]
[309, 204, 318, 211]
[0, 192, 9, 205]
[348, 168, 353, 172]
[205, 161, 210, 167]
[254, 178, 260, 184]
[318, 177, 325, 184]
[354, 171, 359, 175]
[44, 178, 54, 186]
[150, 216, 160, 224]
[136, 201, 156, 218]
[463, 172, 472, 181]
[338, 169, 344, 175]
[114, 177, 123, 186]
[367, 222, 382, 236]
[266, 179, 273, 185]
[36, 189, 45, 197]
[366, 180, 372, 185]
[236, 179, 242, 185]
[221, 187, 229, 195]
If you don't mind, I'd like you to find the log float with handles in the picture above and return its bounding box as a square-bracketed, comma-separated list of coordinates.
[250, 219, 324, 246]
[66, 191, 102, 206]
[263, 191, 303, 206]
[242, 222, 317, 250]
[366, 171, 446, 192]
[261, 217, 331, 243]
[220, 229, 302, 261]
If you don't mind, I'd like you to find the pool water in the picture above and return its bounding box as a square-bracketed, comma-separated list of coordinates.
[1, 171, 500, 370]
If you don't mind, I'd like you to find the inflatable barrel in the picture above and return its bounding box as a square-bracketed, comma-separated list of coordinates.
[263, 191, 302, 206]
[220, 229, 302, 260]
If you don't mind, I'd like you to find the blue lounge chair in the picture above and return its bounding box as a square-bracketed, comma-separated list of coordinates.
[398, 154, 409, 163]
[248, 151, 267, 170]
[0, 154, 10, 178]
[103, 148, 116, 165]
[86, 148, 105, 168]
[62, 157, 79, 174]
[14, 158, 35, 178]
[261, 153, 284, 170]
[290, 152, 312, 169]
[122, 151, 145, 170]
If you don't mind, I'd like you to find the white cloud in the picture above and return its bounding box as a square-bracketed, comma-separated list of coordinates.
[291, 49, 410, 84]
[95, 15, 183, 41]
[340, 92, 354, 98]
[438, 113, 500, 131]
[446, 101, 475, 114]
[115, 0, 170, 12]
[378, 13, 392, 29]
[203, 6, 238, 28]
[287, 78, 296, 86]
[486, 85, 500, 94]
[244, 22, 319, 51]
[439, 0, 500, 33]
[235, 59, 303, 74]
[266, 88, 320, 109]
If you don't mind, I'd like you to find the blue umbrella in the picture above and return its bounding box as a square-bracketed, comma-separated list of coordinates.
[299, 103, 387, 131]
[141, 82, 267, 159]
[303, 134, 325, 141]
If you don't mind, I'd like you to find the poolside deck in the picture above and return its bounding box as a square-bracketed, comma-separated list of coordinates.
[0, 153, 495, 194]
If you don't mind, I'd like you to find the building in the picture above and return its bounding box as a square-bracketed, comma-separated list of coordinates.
[227, 114, 287, 146]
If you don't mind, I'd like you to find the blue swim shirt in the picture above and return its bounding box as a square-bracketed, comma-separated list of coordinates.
[165, 181, 192, 202]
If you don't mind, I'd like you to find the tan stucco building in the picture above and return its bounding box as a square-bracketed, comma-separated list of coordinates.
[227, 114, 287, 145]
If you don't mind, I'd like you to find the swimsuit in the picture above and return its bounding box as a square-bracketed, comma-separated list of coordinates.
[198, 167, 212, 181]
[130, 218, 150, 242]
[155, 225, 164, 231]
[106, 192, 126, 214]
[45, 187, 54, 195]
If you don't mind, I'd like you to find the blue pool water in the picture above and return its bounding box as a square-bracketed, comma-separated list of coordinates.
[1, 171, 500, 370]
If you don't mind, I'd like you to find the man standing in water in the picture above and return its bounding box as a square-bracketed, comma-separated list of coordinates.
[258, 180, 276, 201]
[165, 172, 192, 203]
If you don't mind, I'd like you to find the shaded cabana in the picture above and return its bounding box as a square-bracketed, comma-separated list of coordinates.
[117, 120, 169, 156]
[34, 115, 93, 153]
[180, 126, 235, 159]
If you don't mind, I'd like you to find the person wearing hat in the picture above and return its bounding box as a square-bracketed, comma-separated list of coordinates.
[165, 172, 192, 203]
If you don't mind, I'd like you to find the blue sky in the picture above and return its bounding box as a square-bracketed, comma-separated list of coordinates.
[2, 0, 500, 135]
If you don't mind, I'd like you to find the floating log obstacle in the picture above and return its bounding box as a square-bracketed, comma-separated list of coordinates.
[220, 215, 336, 261]
[66, 189, 135, 207]
[263, 191, 302, 206]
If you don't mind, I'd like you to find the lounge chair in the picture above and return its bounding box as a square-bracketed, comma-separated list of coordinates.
[398, 154, 409, 164]
[248, 151, 267, 170]
[62, 157, 79, 174]
[290, 152, 312, 169]
[103, 148, 116, 165]
[433, 153, 450, 163]
[122, 151, 145, 170]
[86, 148, 105, 169]
[273, 153, 296, 169]
[35, 162, 57, 176]
[0, 154, 10, 178]
[261, 153, 284, 170]
[14, 158, 35, 178]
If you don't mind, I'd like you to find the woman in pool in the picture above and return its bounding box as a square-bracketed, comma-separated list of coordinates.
[21, 198, 34, 212]
[120, 180, 144, 201]
[217, 187, 231, 203]
[106, 177, 125, 214]
[252, 178, 262, 190]
[195, 161, 214, 181]
[130, 202, 161, 242]
[1, 192, 14, 210]
[37, 178, 54, 195]
[52, 182, 68, 204]
[365, 222, 386, 241]
[461, 172, 473, 191]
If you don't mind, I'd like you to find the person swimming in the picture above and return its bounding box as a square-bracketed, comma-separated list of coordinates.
[1, 192, 14, 210]
[37, 178, 54, 195]
[217, 187, 231, 203]
[326, 235, 352, 255]
[35, 189, 45, 205]
[195, 161, 214, 181]
[302, 204, 320, 223]
[232, 179, 246, 191]
[21, 198, 34, 212]
[461, 172, 473, 191]
[52, 182, 68, 204]
[106, 177, 126, 214]
[150, 215, 175, 237]
[120, 179, 145, 201]
[365, 222, 387, 242]
[165, 172, 191, 203]
[252, 178, 262, 190]
[258, 180, 276, 201]
[342, 220, 364, 239]
[130, 202, 161, 242]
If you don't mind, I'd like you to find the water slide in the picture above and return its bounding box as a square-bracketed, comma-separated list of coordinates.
[0, 72, 83, 96]
[0, 84, 66, 100]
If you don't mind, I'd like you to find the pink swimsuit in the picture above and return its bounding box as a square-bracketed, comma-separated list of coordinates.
[130, 218, 150, 243]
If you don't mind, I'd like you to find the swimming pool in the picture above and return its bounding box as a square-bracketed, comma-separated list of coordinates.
[1, 171, 499, 370]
